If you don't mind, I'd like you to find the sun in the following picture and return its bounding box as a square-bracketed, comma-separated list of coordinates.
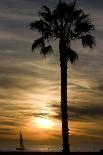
[34, 117, 54, 129]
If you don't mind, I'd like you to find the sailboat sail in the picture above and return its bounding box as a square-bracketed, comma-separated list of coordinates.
[16, 132, 25, 151]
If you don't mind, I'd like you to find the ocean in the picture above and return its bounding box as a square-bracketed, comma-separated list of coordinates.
[0, 145, 61, 152]
[0, 145, 100, 152]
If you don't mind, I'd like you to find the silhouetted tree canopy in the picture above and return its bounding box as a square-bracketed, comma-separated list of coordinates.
[29, 0, 95, 63]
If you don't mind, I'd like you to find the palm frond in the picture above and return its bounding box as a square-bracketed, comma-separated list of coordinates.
[76, 13, 89, 23]
[40, 45, 53, 56]
[52, 1, 66, 19]
[65, 0, 76, 14]
[29, 20, 44, 31]
[30, 20, 49, 30]
[52, 19, 60, 38]
[32, 37, 45, 52]
[75, 20, 95, 34]
[64, 45, 78, 64]
[39, 6, 52, 23]
[53, 1, 76, 20]
[64, 25, 77, 40]
[29, 20, 51, 39]
[82, 34, 95, 48]
[73, 9, 83, 20]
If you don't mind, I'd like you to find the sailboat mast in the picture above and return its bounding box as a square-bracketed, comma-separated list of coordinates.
[20, 132, 24, 147]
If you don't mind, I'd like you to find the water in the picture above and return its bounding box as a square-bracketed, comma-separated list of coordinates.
[0, 145, 100, 152]
[0, 145, 61, 152]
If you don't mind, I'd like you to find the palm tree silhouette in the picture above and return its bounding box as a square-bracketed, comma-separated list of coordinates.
[29, 0, 95, 153]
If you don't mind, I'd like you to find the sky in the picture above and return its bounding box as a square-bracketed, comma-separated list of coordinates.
[0, 0, 103, 152]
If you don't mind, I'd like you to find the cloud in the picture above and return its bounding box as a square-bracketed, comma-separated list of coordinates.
[50, 102, 103, 121]
[91, 84, 103, 92]
[0, 121, 21, 126]
[79, 0, 103, 10]
[0, 128, 15, 136]
[70, 104, 103, 121]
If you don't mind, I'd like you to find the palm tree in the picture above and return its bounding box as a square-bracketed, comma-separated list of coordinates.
[29, 0, 95, 153]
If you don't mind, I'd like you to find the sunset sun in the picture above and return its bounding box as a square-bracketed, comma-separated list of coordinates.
[34, 117, 54, 129]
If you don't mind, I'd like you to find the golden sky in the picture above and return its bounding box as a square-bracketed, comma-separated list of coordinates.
[0, 0, 103, 151]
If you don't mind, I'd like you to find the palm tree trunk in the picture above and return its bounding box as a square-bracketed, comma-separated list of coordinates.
[59, 40, 70, 154]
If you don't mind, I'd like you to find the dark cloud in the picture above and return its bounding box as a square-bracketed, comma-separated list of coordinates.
[32, 112, 50, 118]
[0, 76, 20, 89]
[51, 103, 103, 121]
[0, 128, 15, 135]
[0, 121, 21, 126]
[70, 104, 103, 121]
[92, 85, 103, 92]
[79, 0, 103, 10]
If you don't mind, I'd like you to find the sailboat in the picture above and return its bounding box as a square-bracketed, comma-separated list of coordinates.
[16, 132, 25, 151]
